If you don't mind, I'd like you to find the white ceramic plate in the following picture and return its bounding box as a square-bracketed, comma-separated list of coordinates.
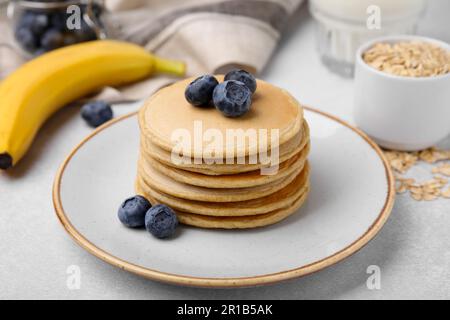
[53, 107, 395, 288]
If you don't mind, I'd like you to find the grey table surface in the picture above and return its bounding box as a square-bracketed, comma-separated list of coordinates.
[1, 1, 449, 300]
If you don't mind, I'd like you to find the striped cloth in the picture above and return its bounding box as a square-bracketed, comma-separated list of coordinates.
[0, 0, 304, 100]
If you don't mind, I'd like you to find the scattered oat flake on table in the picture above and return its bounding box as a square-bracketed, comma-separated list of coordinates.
[424, 192, 439, 201]
[424, 177, 447, 188]
[418, 148, 450, 163]
[433, 175, 448, 185]
[411, 192, 423, 201]
[384, 150, 418, 173]
[407, 183, 440, 201]
[432, 163, 450, 176]
[409, 186, 423, 194]
[395, 177, 415, 194]
[384, 148, 450, 201]
[403, 179, 416, 185]
[395, 181, 408, 194]
[442, 188, 450, 199]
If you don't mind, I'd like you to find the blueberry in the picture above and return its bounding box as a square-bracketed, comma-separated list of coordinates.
[18, 11, 36, 28]
[62, 33, 78, 47]
[185, 75, 219, 107]
[34, 48, 48, 57]
[14, 27, 38, 52]
[118, 196, 152, 228]
[81, 101, 113, 127]
[40, 28, 64, 50]
[31, 14, 49, 36]
[49, 11, 68, 31]
[145, 205, 178, 239]
[213, 80, 252, 117]
[224, 69, 257, 94]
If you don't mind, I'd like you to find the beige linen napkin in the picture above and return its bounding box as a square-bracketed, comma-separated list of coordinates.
[0, 0, 304, 101]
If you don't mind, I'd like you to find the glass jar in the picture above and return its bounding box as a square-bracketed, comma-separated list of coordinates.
[309, 0, 427, 77]
[8, 0, 106, 56]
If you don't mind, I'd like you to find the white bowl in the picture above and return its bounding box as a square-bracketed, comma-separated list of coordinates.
[354, 35, 450, 151]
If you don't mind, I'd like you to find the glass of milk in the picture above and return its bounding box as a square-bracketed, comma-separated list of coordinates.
[309, 0, 427, 77]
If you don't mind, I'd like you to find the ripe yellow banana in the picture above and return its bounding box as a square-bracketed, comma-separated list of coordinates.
[0, 40, 185, 170]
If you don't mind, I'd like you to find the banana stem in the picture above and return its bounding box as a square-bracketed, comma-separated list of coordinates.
[152, 56, 186, 77]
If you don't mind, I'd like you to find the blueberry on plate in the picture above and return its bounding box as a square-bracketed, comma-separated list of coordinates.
[81, 101, 113, 128]
[118, 196, 152, 228]
[224, 69, 257, 94]
[145, 205, 178, 239]
[213, 80, 252, 117]
[185, 75, 219, 107]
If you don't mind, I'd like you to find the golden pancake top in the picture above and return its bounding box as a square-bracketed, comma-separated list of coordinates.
[139, 76, 303, 159]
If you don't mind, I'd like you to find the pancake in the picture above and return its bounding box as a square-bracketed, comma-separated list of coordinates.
[137, 157, 304, 203]
[139, 76, 303, 159]
[144, 186, 310, 229]
[134, 75, 311, 230]
[141, 142, 310, 189]
[135, 162, 310, 216]
[141, 119, 310, 176]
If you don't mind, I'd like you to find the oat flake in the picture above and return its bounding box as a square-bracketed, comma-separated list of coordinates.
[384, 147, 450, 201]
[363, 41, 450, 77]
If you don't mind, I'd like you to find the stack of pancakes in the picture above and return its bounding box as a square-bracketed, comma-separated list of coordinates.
[136, 77, 310, 229]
